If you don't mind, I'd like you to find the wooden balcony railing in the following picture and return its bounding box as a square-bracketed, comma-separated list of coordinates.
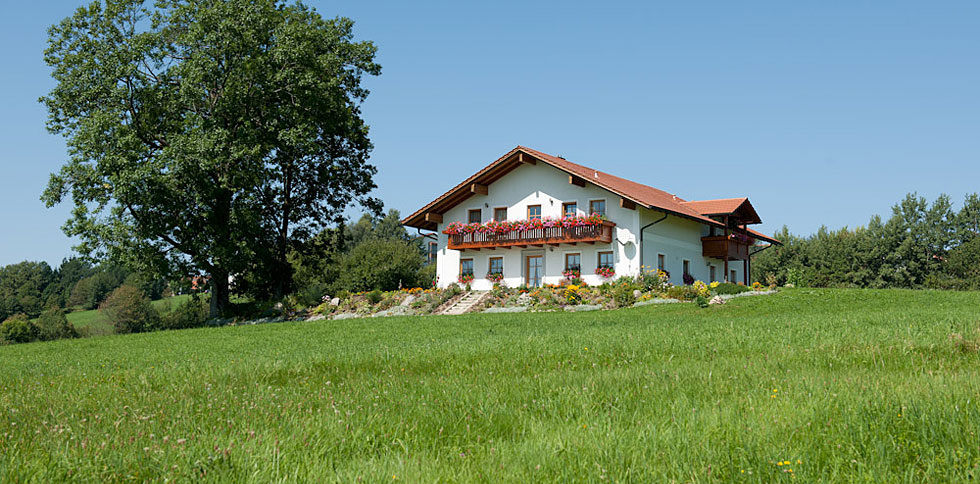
[447, 221, 615, 250]
[701, 235, 752, 260]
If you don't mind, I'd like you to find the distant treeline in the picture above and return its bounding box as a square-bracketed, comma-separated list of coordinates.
[0, 259, 168, 322]
[754, 193, 980, 290]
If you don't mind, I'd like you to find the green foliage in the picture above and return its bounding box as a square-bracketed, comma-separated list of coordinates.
[612, 285, 636, 308]
[753, 192, 980, 289]
[944, 237, 980, 289]
[41, 0, 383, 316]
[0, 314, 38, 344]
[416, 263, 437, 289]
[100, 286, 158, 334]
[712, 282, 749, 295]
[365, 290, 383, 305]
[67, 266, 129, 310]
[666, 286, 698, 301]
[332, 239, 424, 292]
[157, 297, 210, 331]
[35, 307, 78, 341]
[695, 295, 709, 308]
[0, 261, 56, 321]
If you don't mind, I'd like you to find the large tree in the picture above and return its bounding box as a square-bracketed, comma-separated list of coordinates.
[41, 0, 381, 316]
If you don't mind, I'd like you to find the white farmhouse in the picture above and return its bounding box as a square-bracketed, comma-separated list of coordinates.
[402, 146, 780, 290]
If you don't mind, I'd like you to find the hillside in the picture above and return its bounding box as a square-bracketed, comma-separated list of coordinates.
[1, 288, 979, 482]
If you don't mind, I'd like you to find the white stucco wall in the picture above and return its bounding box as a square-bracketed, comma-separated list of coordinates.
[638, 209, 743, 285]
[431, 161, 743, 289]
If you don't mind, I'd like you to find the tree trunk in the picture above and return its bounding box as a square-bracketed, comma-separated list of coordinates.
[209, 268, 229, 318]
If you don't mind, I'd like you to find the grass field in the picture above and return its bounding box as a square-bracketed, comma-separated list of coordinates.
[60, 294, 193, 333]
[2, 288, 979, 482]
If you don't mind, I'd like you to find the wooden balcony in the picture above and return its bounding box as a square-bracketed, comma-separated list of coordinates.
[701, 235, 752, 260]
[447, 221, 615, 250]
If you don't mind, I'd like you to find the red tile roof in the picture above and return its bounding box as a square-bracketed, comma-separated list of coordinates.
[681, 198, 748, 215]
[401, 146, 780, 244]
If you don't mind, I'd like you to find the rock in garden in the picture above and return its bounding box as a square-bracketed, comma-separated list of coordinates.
[709, 296, 725, 305]
[329, 297, 340, 306]
[306, 314, 326, 322]
[400, 295, 416, 307]
[517, 293, 533, 306]
[633, 290, 642, 299]
[332, 312, 357, 320]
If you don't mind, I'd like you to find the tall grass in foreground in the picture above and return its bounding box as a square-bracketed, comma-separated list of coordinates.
[1, 288, 979, 482]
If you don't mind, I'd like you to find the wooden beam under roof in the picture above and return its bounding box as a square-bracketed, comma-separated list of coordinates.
[470, 183, 488, 195]
[424, 212, 443, 224]
[569, 175, 586, 187]
[620, 198, 637, 210]
[517, 152, 536, 165]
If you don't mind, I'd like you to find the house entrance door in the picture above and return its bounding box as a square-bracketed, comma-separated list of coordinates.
[525, 255, 543, 287]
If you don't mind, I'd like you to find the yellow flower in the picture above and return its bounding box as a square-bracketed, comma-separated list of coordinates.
[796, 459, 801, 464]
[777, 462, 783, 466]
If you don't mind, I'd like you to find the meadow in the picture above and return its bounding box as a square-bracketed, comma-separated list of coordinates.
[1, 288, 979, 482]
[55, 294, 194, 335]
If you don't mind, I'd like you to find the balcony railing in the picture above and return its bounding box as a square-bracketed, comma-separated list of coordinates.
[447, 221, 615, 250]
[701, 235, 753, 260]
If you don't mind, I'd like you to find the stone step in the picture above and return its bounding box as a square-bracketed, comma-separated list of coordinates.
[440, 291, 488, 315]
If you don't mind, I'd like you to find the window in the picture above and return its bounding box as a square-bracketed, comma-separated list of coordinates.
[731, 270, 737, 282]
[527, 205, 542, 220]
[598, 251, 614, 269]
[682, 260, 690, 276]
[709, 266, 716, 282]
[562, 202, 577, 218]
[565, 253, 581, 271]
[460, 258, 474, 276]
[427, 241, 438, 265]
[657, 254, 666, 272]
[489, 256, 503, 275]
[589, 200, 606, 216]
[494, 207, 508, 221]
[468, 209, 482, 224]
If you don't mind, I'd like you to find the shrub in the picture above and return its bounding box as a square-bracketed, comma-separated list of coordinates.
[666, 286, 698, 301]
[0, 314, 38, 344]
[293, 281, 330, 308]
[100, 286, 158, 334]
[158, 297, 210, 330]
[333, 239, 424, 292]
[712, 282, 749, 295]
[366, 289, 383, 305]
[682, 273, 695, 285]
[612, 285, 636, 308]
[695, 295, 709, 308]
[35, 307, 78, 341]
[765, 272, 779, 288]
[417, 264, 437, 288]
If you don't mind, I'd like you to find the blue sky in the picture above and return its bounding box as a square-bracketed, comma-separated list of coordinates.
[2, 1, 978, 266]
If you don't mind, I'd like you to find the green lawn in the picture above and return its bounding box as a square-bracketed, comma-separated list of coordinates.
[2, 288, 979, 482]
[63, 294, 193, 333]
